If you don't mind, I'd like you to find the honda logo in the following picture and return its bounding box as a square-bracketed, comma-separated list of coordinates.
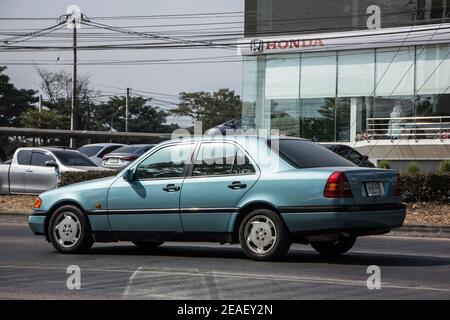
[250, 39, 264, 53]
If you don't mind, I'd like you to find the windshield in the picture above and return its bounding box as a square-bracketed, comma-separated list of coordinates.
[268, 139, 356, 168]
[113, 145, 146, 154]
[53, 151, 97, 167]
[78, 145, 103, 157]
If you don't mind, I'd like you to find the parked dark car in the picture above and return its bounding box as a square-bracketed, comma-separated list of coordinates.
[205, 113, 302, 136]
[204, 117, 242, 135]
[322, 144, 375, 168]
[78, 143, 124, 166]
[101, 144, 155, 169]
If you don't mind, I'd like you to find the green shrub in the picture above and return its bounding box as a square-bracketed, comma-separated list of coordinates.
[58, 170, 117, 187]
[405, 162, 420, 174]
[440, 160, 450, 174]
[400, 173, 450, 202]
[378, 160, 391, 169]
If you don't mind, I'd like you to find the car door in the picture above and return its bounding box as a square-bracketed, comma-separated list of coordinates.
[107, 143, 195, 232]
[24, 151, 58, 194]
[9, 150, 31, 193]
[179, 142, 260, 233]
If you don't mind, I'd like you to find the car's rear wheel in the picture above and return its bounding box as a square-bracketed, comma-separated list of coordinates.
[48, 205, 93, 254]
[132, 241, 164, 249]
[311, 236, 356, 257]
[239, 209, 291, 261]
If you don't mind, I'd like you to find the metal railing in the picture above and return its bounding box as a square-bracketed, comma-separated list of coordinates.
[366, 116, 450, 141]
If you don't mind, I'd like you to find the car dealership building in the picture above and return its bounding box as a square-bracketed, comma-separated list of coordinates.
[239, 0, 450, 172]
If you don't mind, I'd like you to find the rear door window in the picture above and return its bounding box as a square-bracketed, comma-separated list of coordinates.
[17, 150, 31, 165]
[192, 142, 255, 176]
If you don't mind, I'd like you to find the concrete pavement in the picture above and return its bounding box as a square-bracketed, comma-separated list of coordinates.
[0, 223, 449, 299]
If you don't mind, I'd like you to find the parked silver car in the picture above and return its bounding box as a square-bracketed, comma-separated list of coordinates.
[78, 143, 124, 166]
[0, 147, 107, 195]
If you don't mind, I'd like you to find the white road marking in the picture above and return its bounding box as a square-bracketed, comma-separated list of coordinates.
[0, 264, 449, 294]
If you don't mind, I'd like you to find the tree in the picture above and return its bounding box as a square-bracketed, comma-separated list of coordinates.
[171, 88, 241, 131]
[0, 66, 36, 127]
[21, 109, 69, 130]
[92, 96, 178, 133]
[35, 68, 94, 130]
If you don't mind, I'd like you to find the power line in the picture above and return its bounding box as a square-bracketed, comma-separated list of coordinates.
[0, 22, 65, 47]
[81, 20, 236, 51]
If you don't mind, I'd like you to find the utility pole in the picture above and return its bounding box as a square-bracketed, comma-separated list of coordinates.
[38, 94, 42, 145]
[38, 94, 43, 112]
[70, 24, 77, 148]
[125, 87, 130, 132]
[60, 7, 87, 148]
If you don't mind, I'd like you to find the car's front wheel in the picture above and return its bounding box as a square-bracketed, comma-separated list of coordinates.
[48, 205, 94, 254]
[311, 236, 356, 257]
[132, 241, 164, 249]
[239, 209, 291, 261]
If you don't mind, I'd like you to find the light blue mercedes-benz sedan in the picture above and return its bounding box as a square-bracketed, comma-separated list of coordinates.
[28, 136, 406, 260]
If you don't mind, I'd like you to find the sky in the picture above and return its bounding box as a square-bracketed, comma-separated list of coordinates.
[0, 0, 244, 127]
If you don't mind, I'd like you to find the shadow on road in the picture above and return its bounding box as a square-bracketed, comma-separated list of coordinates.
[87, 244, 450, 267]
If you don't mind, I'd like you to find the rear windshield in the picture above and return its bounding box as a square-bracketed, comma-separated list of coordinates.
[78, 145, 103, 157]
[268, 139, 356, 168]
[113, 146, 143, 154]
[53, 151, 97, 167]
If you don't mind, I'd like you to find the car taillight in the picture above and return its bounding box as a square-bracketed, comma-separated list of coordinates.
[323, 171, 353, 198]
[395, 174, 402, 197]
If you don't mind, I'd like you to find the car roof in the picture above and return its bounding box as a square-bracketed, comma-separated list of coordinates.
[157, 135, 310, 146]
[42, 147, 83, 153]
[118, 144, 155, 148]
[79, 143, 124, 147]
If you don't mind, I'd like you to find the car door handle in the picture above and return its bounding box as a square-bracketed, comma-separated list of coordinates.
[227, 181, 247, 190]
[162, 184, 180, 192]
[25, 169, 33, 173]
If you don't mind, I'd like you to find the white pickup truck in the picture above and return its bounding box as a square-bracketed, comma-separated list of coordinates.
[0, 147, 107, 195]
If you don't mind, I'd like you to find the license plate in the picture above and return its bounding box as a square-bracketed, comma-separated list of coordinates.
[109, 158, 119, 163]
[365, 182, 382, 196]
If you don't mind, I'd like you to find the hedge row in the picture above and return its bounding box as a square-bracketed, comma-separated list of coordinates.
[58, 170, 117, 187]
[400, 173, 449, 203]
[57, 171, 449, 203]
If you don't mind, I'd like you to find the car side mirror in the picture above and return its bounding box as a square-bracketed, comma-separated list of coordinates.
[44, 160, 58, 168]
[123, 169, 135, 181]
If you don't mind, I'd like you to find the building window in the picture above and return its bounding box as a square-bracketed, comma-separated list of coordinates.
[265, 54, 300, 136]
[338, 49, 375, 97]
[415, 44, 450, 95]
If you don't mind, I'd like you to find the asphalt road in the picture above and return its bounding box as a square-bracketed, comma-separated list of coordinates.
[0, 222, 449, 300]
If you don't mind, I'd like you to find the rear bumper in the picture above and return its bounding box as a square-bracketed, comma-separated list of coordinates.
[280, 204, 406, 235]
[28, 210, 47, 235]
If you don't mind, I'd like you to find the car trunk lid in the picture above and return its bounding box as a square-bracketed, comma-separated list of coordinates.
[337, 168, 400, 205]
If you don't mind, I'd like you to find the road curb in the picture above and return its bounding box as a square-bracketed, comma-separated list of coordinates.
[389, 224, 450, 238]
[0, 213, 449, 238]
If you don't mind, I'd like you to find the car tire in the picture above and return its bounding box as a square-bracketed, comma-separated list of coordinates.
[48, 205, 94, 254]
[132, 241, 164, 249]
[311, 236, 356, 257]
[239, 208, 291, 261]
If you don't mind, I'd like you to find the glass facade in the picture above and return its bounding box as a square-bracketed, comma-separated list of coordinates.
[245, 0, 450, 37]
[242, 43, 450, 142]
